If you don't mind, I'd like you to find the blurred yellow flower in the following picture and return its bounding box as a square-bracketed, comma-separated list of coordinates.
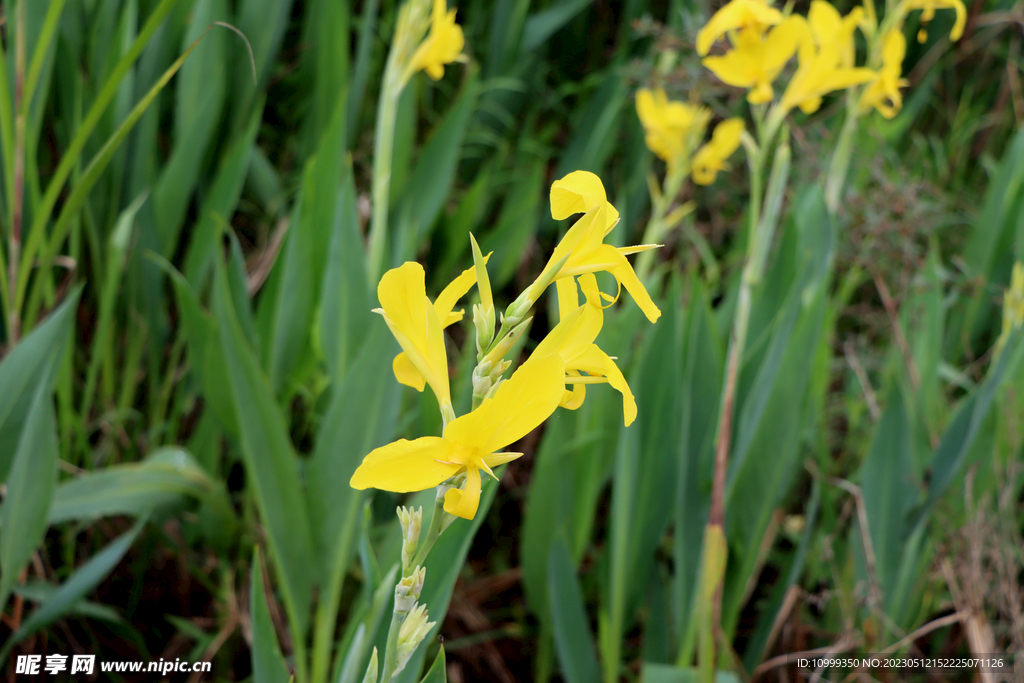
[530, 172, 661, 323]
[696, 0, 784, 55]
[350, 353, 566, 519]
[692, 118, 745, 185]
[859, 30, 909, 118]
[390, 257, 489, 398]
[900, 0, 966, 42]
[779, 5, 874, 114]
[540, 274, 638, 425]
[408, 0, 466, 80]
[701, 17, 804, 104]
[635, 88, 710, 168]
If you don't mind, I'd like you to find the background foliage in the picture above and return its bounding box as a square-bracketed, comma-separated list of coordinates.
[0, 0, 1022, 681]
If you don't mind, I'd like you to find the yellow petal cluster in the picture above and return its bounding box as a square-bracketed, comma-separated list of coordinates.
[529, 171, 662, 323]
[408, 0, 465, 80]
[353, 171, 658, 520]
[859, 30, 910, 118]
[351, 353, 566, 519]
[692, 118, 745, 185]
[779, 2, 875, 115]
[696, 0, 784, 55]
[702, 16, 805, 104]
[635, 88, 710, 168]
[901, 0, 966, 42]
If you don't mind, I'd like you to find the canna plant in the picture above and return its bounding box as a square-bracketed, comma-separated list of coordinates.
[350, 170, 659, 680]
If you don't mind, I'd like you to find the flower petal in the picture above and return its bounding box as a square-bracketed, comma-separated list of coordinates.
[443, 466, 481, 519]
[393, 352, 427, 391]
[350, 437, 459, 492]
[444, 353, 566, 454]
[576, 245, 661, 323]
[550, 171, 608, 220]
[378, 262, 451, 406]
[571, 345, 638, 426]
[434, 253, 491, 326]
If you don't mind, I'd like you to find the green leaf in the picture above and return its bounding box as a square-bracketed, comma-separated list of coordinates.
[250, 547, 291, 683]
[45, 449, 213, 525]
[641, 664, 740, 683]
[0, 519, 146, 662]
[395, 71, 481, 261]
[0, 288, 80, 481]
[674, 280, 722, 646]
[153, 0, 228, 252]
[308, 325, 400, 683]
[319, 162, 372, 383]
[0, 368, 60, 609]
[548, 535, 600, 683]
[418, 646, 446, 683]
[261, 92, 347, 393]
[521, 0, 595, 53]
[213, 258, 316, 638]
[860, 387, 915, 617]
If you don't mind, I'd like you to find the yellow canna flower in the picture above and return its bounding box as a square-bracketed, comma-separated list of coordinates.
[692, 118, 745, 185]
[391, 257, 489, 395]
[376, 262, 455, 414]
[408, 0, 466, 80]
[635, 88, 710, 168]
[701, 17, 805, 104]
[525, 171, 661, 323]
[900, 0, 966, 42]
[696, 0, 784, 55]
[779, 8, 875, 115]
[859, 29, 910, 118]
[538, 273, 638, 425]
[806, 0, 864, 68]
[350, 353, 567, 519]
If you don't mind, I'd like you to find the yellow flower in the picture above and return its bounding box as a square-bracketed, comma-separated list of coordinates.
[900, 0, 966, 42]
[527, 171, 661, 323]
[350, 353, 567, 519]
[540, 273, 638, 425]
[408, 0, 466, 80]
[635, 88, 710, 168]
[692, 118, 745, 185]
[696, 0, 784, 55]
[390, 257, 488, 396]
[859, 29, 910, 118]
[376, 262, 455, 414]
[701, 17, 805, 104]
[779, 6, 875, 114]
[806, 1, 864, 68]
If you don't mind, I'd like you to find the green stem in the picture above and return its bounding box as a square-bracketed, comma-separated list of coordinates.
[825, 109, 861, 213]
[367, 68, 400, 286]
[410, 495, 448, 573]
[379, 608, 408, 683]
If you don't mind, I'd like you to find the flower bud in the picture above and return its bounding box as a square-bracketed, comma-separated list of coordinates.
[360, 647, 379, 683]
[394, 604, 436, 676]
[397, 506, 422, 572]
[394, 566, 426, 614]
[483, 317, 532, 367]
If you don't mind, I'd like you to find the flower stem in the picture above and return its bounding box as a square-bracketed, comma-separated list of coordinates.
[410, 495, 448, 572]
[379, 608, 408, 683]
[825, 109, 861, 213]
[367, 69, 400, 287]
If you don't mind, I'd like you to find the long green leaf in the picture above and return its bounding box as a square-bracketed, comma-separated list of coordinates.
[213, 257, 316, 641]
[548, 535, 600, 683]
[0, 364, 60, 609]
[0, 519, 146, 663]
[251, 547, 291, 683]
[0, 288, 80, 480]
